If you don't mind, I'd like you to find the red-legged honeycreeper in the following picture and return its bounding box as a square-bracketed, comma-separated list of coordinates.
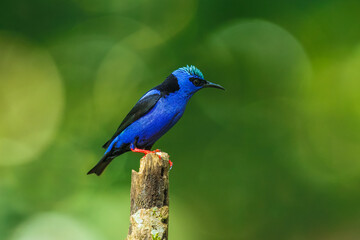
[87, 65, 225, 176]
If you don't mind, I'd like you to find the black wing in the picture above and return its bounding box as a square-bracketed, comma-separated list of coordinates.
[102, 92, 161, 149]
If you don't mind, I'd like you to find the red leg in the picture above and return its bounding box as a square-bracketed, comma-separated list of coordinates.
[130, 143, 158, 155]
[130, 144, 173, 169]
[130, 147, 154, 155]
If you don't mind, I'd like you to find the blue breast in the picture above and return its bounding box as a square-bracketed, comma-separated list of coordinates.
[114, 92, 189, 149]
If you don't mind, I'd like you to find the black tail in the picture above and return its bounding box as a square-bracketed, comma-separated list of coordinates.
[102, 140, 111, 149]
[87, 153, 115, 176]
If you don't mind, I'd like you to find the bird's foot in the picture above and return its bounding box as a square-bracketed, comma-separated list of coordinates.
[169, 159, 173, 170]
[130, 144, 173, 169]
[154, 152, 173, 169]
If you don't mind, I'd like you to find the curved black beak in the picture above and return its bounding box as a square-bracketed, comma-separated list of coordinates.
[204, 81, 225, 90]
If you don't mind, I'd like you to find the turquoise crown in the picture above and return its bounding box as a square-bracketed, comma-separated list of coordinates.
[179, 65, 204, 79]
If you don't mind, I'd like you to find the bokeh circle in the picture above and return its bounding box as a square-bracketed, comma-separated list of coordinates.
[0, 33, 64, 166]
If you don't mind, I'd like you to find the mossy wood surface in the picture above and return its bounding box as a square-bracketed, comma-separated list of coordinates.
[126, 152, 170, 240]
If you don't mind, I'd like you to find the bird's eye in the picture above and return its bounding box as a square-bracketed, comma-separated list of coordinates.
[190, 78, 203, 87]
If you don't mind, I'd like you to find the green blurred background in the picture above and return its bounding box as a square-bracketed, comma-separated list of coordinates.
[1, 0, 360, 239]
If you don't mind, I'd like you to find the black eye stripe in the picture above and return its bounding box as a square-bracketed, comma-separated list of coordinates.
[189, 77, 205, 87]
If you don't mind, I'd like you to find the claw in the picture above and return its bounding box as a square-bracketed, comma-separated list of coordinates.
[130, 143, 173, 170]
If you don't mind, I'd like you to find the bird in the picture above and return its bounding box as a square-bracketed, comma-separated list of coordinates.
[87, 65, 224, 176]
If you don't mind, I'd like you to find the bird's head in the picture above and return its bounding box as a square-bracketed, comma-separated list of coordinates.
[171, 65, 225, 96]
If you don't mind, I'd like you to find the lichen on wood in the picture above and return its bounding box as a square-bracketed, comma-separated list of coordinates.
[126, 152, 170, 240]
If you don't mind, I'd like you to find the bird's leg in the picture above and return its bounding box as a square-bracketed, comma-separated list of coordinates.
[130, 143, 161, 155]
[130, 143, 173, 169]
[130, 143, 154, 155]
[131, 148, 154, 154]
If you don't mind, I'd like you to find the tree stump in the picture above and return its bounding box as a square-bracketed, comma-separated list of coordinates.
[126, 152, 170, 240]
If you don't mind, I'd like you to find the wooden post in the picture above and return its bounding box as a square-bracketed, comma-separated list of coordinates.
[126, 152, 170, 240]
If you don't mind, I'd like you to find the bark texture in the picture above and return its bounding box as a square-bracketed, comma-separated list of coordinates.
[126, 152, 170, 240]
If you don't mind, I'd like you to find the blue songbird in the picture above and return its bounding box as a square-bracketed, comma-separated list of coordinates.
[88, 65, 224, 176]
